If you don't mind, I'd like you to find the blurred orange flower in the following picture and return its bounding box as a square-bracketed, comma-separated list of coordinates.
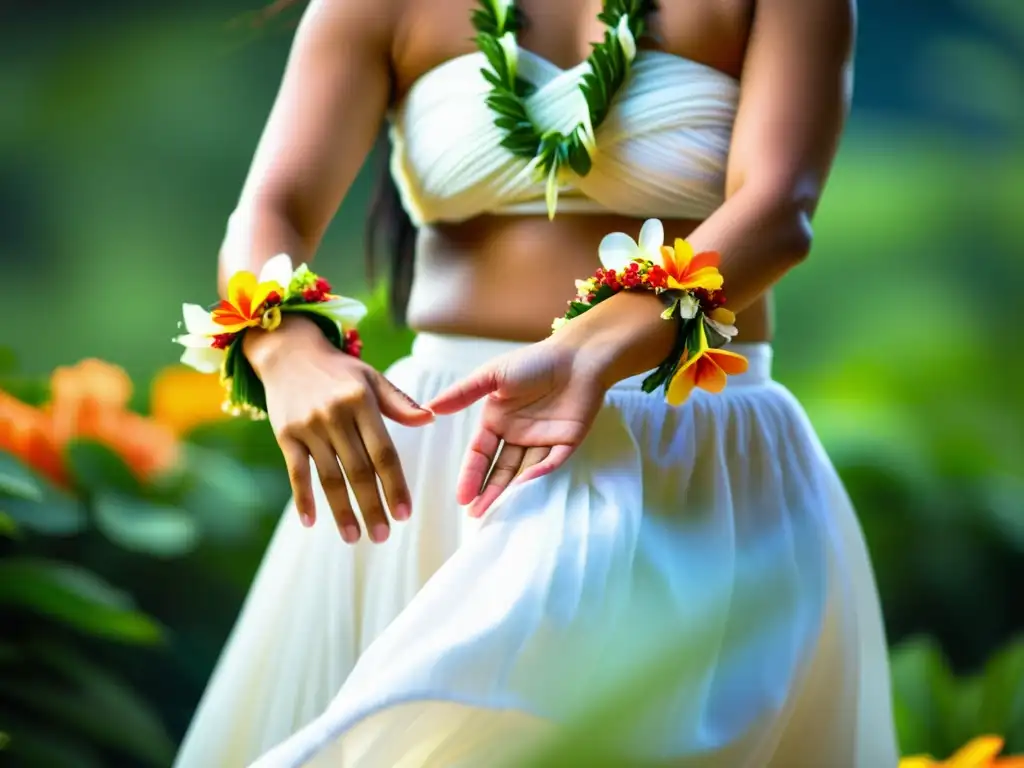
[0, 390, 66, 486]
[149, 365, 229, 436]
[901, 736, 1024, 768]
[0, 359, 179, 488]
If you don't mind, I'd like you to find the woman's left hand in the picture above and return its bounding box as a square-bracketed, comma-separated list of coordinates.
[426, 337, 608, 517]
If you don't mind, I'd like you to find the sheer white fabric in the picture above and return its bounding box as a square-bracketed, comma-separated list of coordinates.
[174, 334, 898, 768]
[389, 51, 738, 225]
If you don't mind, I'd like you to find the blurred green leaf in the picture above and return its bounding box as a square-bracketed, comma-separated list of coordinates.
[0, 643, 176, 766]
[890, 637, 959, 756]
[0, 450, 43, 502]
[93, 493, 199, 558]
[0, 512, 17, 539]
[0, 375, 50, 407]
[976, 637, 1024, 748]
[0, 558, 161, 644]
[65, 439, 142, 496]
[0, 347, 17, 375]
[177, 445, 275, 541]
[2, 483, 86, 537]
[0, 714, 104, 768]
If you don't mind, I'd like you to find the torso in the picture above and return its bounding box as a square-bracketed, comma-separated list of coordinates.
[390, 0, 771, 343]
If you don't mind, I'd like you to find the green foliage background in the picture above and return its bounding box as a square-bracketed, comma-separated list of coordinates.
[0, 0, 1022, 764]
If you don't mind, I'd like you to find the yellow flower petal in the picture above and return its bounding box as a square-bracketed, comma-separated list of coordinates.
[947, 736, 1005, 767]
[710, 307, 736, 325]
[226, 270, 258, 317]
[251, 280, 284, 314]
[673, 237, 695, 268]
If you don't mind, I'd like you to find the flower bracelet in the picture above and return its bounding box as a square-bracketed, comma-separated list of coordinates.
[173, 254, 367, 419]
[551, 219, 749, 406]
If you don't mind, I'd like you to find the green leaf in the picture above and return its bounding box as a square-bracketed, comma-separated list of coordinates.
[0, 512, 15, 538]
[0, 450, 43, 502]
[65, 439, 142, 496]
[2, 484, 86, 537]
[0, 558, 162, 645]
[93, 493, 199, 558]
[889, 637, 958, 756]
[3, 643, 176, 766]
[0, 715, 104, 768]
[0, 347, 16, 375]
[177, 445, 276, 541]
[976, 637, 1024, 744]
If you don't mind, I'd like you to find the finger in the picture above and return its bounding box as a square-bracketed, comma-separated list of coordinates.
[426, 365, 499, 415]
[279, 436, 316, 527]
[331, 419, 391, 544]
[469, 445, 554, 519]
[369, 374, 435, 427]
[354, 404, 412, 523]
[468, 443, 527, 518]
[456, 428, 501, 506]
[513, 444, 575, 486]
[306, 432, 360, 544]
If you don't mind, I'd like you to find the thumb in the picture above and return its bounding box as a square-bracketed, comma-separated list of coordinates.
[369, 374, 435, 426]
[426, 365, 499, 415]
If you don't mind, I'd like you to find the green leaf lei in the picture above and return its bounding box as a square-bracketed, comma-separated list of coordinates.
[472, 0, 657, 217]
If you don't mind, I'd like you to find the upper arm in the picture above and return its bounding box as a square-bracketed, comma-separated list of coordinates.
[236, 0, 396, 248]
[724, 0, 856, 210]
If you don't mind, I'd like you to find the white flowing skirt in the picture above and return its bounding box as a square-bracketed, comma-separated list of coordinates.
[174, 333, 898, 768]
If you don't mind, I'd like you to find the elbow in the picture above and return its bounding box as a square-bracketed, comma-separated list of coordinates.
[787, 208, 813, 264]
[749, 180, 818, 267]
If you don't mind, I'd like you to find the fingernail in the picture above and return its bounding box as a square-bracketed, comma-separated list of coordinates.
[299, 512, 313, 528]
[393, 503, 410, 521]
[342, 525, 360, 543]
[371, 524, 390, 543]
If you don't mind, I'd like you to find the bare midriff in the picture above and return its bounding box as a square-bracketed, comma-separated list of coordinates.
[405, 213, 772, 344]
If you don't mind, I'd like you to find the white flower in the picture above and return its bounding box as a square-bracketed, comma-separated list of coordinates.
[174, 303, 225, 374]
[259, 253, 295, 288]
[297, 296, 368, 330]
[666, 292, 699, 321]
[492, 0, 514, 29]
[597, 218, 664, 272]
[616, 16, 637, 63]
[705, 309, 738, 341]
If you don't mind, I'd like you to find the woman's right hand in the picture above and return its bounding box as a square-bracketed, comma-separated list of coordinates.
[245, 316, 434, 544]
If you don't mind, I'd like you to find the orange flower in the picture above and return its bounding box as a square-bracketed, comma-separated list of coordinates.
[661, 238, 725, 293]
[211, 270, 283, 333]
[666, 320, 749, 406]
[1, 360, 180, 488]
[901, 736, 1024, 767]
[149, 365, 229, 436]
[0, 390, 66, 487]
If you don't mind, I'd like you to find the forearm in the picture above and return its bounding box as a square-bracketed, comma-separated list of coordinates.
[559, 187, 813, 386]
[217, 205, 314, 298]
[220, 204, 332, 375]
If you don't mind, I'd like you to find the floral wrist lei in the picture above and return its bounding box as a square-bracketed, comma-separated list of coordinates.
[552, 219, 749, 406]
[173, 254, 367, 419]
[473, 0, 655, 218]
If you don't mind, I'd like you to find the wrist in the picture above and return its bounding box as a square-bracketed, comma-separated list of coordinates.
[554, 290, 677, 388]
[242, 313, 331, 378]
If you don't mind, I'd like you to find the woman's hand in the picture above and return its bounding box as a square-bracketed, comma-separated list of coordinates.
[246, 316, 434, 543]
[426, 336, 609, 518]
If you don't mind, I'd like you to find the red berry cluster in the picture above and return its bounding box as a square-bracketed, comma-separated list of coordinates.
[692, 287, 727, 313]
[302, 277, 333, 303]
[211, 332, 236, 350]
[589, 260, 669, 301]
[265, 290, 282, 307]
[343, 328, 363, 358]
